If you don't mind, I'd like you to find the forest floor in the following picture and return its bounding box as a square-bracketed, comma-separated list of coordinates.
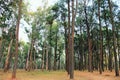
[0, 69, 120, 80]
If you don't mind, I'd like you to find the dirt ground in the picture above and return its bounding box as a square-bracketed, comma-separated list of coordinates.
[0, 69, 120, 80]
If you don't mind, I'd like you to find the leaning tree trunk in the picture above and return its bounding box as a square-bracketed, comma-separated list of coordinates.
[12, 0, 22, 79]
[4, 39, 13, 72]
[108, 0, 119, 76]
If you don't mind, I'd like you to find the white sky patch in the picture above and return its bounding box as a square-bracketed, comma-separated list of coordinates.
[19, 19, 29, 42]
[19, 0, 58, 42]
[24, 0, 58, 12]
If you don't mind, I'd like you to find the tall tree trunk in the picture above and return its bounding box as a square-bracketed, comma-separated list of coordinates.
[12, 0, 22, 79]
[78, 37, 83, 70]
[116, 26, 120, 70]
[84, 0, 92, 72]
[64, 23, 69, 72]
[4, 39, 13, 72]
[67, 0, 71, 75]
[33, 48, 36, 69]
[98, 0, 103, 74]
[48, 24, 52, 71]
[29, 40, 34, 71]
[54, 30, 58, 70]
[70, 0, 76, 79]
[108, 0, 119, 76]
[42, 44, 45, 71]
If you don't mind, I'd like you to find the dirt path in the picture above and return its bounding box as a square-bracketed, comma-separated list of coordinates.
[0, 70, 120, 80]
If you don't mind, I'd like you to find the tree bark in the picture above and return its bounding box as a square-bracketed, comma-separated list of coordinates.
[12, 0, 22, 79]
[108, 0, 119, 76]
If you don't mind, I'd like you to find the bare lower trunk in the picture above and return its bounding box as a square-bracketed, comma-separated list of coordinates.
[4, 39, 13, 72]
[46, 47, 48, 70]
[58, 51, 60, 70]
[29, 40, 34, 71]
[48, 24, 52, 71]
[25, 49, 30, 71]
[42, 45, 45, 71]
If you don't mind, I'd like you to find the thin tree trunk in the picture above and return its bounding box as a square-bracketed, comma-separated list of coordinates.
[80, 25, 84, 71]
[98, 0, 103, 74]
[12, 0, 22, 79]
[64, 24, 69, 72]
[70, 0, 76, 79]
[29, 40, 34, 71]
[58, 51, 60, 70]
[33, 48, 36, 70]
[84, 0, 92, 72]
[4, 39, 13, 72]
[42, 44, 45, 71]
[48, 24, 52, 71]
[67, 0, 70, 75]
[54, 29, 58, 70]
[46, 47, 48, 70]
[116, 26, 120, 70]
[108, 0, 119, 76]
